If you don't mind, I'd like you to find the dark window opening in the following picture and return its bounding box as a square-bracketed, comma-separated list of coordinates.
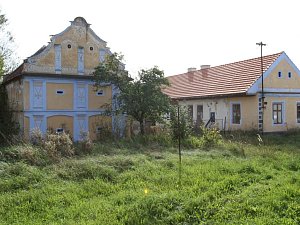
[97, 90, 104, 96]
[297, 103, 300, 123]
[273, 103, 283, 124]
[56, 128, 64, 134]
[56, 90, 64, 95]
[188, 105, 193, 121]
[232, 104, 241, 124]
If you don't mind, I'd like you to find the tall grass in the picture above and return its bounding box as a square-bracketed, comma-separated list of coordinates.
[0, 132, 299, 224]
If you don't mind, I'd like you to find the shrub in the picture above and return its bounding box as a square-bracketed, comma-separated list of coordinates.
[44, 132, 74, 161]
[201, 126, 222, 147]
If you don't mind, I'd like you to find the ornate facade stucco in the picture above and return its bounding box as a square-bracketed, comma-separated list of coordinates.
[24, 17, 110, 75]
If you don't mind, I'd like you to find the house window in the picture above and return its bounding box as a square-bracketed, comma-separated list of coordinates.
[188, 105, 193, 121]
[278, 71, 282, 78]
[96, 126, 102, 133]
[56, 90, 64, 95]
[97, 90, 104, 96]
[54, 44, 61, 72]
[232, 103, 241, 124]
[297, 103, 300, 123]
[196, 105, 203, 124]
[273, 103, 283, 124]
[288, 72, 292, 78]
[56, 128, 64, 134]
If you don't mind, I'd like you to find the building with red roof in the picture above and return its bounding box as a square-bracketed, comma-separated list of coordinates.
[163, 52, 300, 132]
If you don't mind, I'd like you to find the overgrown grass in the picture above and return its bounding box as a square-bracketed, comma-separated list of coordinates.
[0, 132, 300, 224]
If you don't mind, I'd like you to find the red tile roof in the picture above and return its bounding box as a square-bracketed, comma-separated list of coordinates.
[163, 52, 283, 99]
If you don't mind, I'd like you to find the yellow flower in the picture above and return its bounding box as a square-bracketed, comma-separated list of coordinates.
[144, 188, 149, 194]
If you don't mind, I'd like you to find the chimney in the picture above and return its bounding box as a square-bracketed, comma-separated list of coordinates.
[200, 65, 210, 70]
[188, 67, 197, 72]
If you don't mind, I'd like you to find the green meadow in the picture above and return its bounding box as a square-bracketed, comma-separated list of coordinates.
[0, 132, 299, 224]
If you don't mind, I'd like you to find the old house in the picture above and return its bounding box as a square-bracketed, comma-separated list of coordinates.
[3, 17, 122, 141]
[163, 52, 300, 132]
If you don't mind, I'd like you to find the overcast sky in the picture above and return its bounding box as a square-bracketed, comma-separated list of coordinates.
[1, 0, 300, 77]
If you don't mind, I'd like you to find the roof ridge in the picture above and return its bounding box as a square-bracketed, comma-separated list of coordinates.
[167, 52, 283, 77]
[212, 51, 283, 69]
[164, 51, 286, 99]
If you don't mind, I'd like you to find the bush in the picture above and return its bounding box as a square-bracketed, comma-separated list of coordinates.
[44, 132, 74, 162]
[201, 126, 222, 147]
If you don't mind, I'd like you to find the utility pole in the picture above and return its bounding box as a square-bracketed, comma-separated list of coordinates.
[256, 42, 266, 134]
[177, 105, 182, 187]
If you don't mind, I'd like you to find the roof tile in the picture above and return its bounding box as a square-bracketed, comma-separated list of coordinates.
[163, 52, 283, 99]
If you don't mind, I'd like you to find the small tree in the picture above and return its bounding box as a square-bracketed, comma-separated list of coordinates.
[169, 105, 193, 141]
[93, 53, 171, 135]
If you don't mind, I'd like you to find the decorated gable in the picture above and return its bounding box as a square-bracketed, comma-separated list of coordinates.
[24, 17, 110, 75]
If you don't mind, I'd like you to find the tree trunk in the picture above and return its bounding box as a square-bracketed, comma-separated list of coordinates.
[139, 120, 145, 135]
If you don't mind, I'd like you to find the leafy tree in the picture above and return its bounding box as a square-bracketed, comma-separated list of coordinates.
[0, 9, 19, 145]
[0, 9, 18, 77]
[93, 53, 171, 135]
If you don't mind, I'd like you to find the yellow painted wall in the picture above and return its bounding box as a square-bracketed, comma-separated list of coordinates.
[227, 96, 258, 131]
[88, 85, 112, 110]
[88, 115, 111, 140]
[34, 24, 107, 73]
[263, 96, 300, 132]
[24, 81, 30, 110]
[46, 83, 73, 110]
[47, 115, 74, 137]
[24, 116, 30, 141]
[264, 59, 300, 89]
